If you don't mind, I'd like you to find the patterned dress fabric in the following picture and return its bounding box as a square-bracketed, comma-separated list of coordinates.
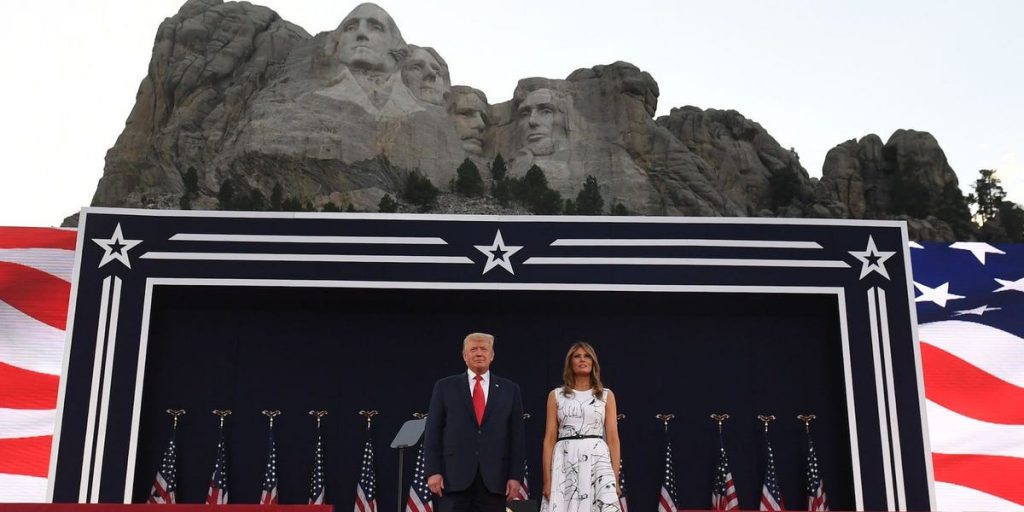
[542, 388, 620, 512]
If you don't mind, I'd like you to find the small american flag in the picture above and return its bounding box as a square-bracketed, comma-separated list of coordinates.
[711, 442, 739, 511]
[759, 433, 784, 511]
[260, 426, 279, 505]
[618, 459, 629, 512]
[405, 444, 433, 512]
[355, 436, 378, 512]
[657, 439, 678, 512]
[206, 428, 229, 504]
[309, 428, 327, 504]
[805, 435, 828, 511]
[147, 431, 177, 504]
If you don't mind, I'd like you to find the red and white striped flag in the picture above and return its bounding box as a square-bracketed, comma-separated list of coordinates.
[512, 458, 529, 501]
[0, 227, 75, 502]
[711, 443, 739, 511]
[405, 444, 433, 512]
[657, 438, 678, 512]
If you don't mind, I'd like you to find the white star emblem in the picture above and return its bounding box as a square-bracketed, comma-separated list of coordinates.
[91, 223, 141, 269]
[913, 281, 964, 308]
[474, 230, 522, 275]
[849, 235, 895, 280]
[953, 305, 1001, 317]
[949, 241, 1004, 264]
[994, 276, 1024, 293]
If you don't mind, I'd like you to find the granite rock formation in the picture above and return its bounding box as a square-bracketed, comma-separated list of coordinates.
[817, 129, 974, 240]
[83, 0, 975, 241]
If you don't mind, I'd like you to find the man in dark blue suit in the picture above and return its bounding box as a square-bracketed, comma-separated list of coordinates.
[424, 332, 526, 512]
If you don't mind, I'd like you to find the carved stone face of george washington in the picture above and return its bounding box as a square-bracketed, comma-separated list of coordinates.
[335, 3, 404, 72]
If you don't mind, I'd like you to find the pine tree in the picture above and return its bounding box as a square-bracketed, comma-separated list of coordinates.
[403, 172, 439, 210]
[491, 154, 507, 181]
[270, 183, 284, 211]
[183, 167, 199, 195]
[575, 175, 604, 215]
[968, 169, 1007, 224]
[378, 194, 399, 213]
[455, 159, 485, 196]
[217, 179, 236, 210]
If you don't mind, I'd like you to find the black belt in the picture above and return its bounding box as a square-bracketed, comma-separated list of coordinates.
[557, 435, 603, 441]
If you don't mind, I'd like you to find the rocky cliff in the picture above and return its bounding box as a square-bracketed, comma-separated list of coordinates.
[83, 0, 975, 241]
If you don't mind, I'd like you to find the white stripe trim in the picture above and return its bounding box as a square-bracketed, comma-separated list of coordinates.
[140, 253, 473, 264]
[868, 287, 895, 511]
[549, 239, 822, 249]
[91, 276, 122, 503]
[901, 225, 936, 511]
[523, 257, 849, 268]
[122, 276, 860, 509]
[123, 281, 155, 503]
[48, 212, 89, 502]
[80, 276, 111, 503]
[146, 278, 844, 294]
[838, 290, 864, 511]
[878, 290, 907, 510]
[169, 234, 447, 245]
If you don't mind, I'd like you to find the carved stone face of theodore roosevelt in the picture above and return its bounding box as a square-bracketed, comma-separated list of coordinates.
[450, 88, 488, 155]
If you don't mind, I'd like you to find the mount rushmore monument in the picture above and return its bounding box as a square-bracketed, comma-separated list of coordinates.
[86, 0, 974, 240]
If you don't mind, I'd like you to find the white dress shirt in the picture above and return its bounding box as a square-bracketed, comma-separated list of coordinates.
[467, 369, 490, 402]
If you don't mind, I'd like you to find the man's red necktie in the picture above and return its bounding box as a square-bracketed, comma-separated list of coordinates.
[473, 375, 485, 425]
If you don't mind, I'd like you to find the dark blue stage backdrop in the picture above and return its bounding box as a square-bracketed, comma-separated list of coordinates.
[50, 209, 932, 511]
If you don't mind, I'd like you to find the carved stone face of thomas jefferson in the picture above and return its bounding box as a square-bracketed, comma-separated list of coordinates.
[336, 3, 404, 72]
[450, 88, 488, 155]
[402, 46, 448, 106]
[516, 88, 560, 156]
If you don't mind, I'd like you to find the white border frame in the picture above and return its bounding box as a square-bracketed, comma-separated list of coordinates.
[119, 278, 862, 507]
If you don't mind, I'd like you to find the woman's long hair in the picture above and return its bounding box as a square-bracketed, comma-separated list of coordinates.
[561, 342, 604, 399]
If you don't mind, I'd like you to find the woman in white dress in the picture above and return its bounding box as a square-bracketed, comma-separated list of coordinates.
[541, 342, 621, 512]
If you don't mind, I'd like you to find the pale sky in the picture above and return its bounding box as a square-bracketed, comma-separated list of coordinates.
[2, 0, 1021, 227]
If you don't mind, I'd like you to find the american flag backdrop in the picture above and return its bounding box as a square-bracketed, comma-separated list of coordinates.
[405, 444, 433, 512]
[0, 227, 74, 502]
[912, 242, 1024, 511]
[1, 227, 1024, 510]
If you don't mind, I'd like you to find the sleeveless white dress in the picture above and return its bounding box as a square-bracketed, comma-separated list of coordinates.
[541, 388, 620, 512]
